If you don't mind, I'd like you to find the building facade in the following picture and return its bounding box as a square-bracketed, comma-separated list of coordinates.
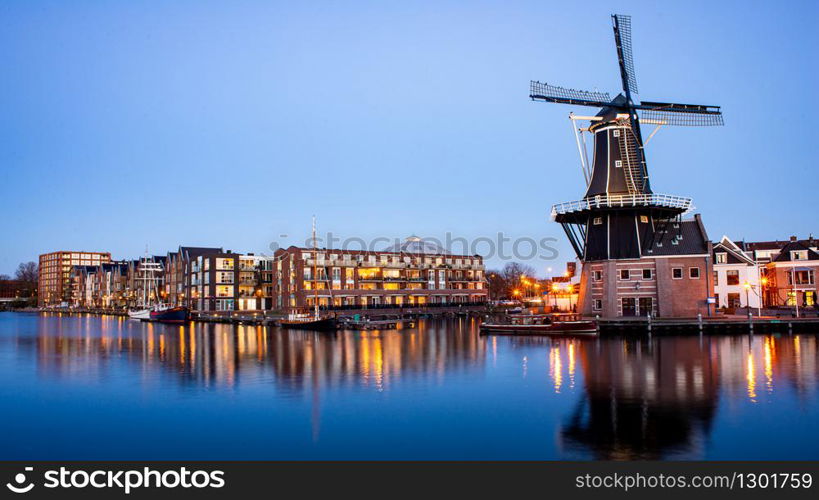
[712, 236, 761, 310]
[758, 237, 818, 309]
[577, 215, 714, 318]
[39, 251, 111, 306]
[273, 242, 488, 312]
[169, 247, 273, 313]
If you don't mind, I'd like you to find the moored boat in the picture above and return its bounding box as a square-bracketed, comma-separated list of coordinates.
[480, 313, 597, 336]
[279, 315, 338, 331]
[148, 306, 190, 323]
[128, 309, 152, 320]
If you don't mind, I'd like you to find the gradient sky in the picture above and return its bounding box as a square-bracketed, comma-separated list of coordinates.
[1, 0, 816, 276]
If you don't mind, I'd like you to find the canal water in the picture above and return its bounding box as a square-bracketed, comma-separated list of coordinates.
[1, 312, 818, 460]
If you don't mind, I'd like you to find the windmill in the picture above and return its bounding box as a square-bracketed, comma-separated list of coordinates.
[531, 14, 724, 262]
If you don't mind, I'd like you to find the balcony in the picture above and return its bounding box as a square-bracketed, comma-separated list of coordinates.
[551, 193, 693, 219]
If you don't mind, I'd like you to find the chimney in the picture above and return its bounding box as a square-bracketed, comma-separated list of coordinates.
[790, 236, 797, 242]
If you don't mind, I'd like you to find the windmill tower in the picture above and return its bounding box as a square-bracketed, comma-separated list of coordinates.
[531, 14, 724, 318]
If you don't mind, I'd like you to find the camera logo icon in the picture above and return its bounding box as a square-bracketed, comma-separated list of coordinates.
[6, 467, 35, 494]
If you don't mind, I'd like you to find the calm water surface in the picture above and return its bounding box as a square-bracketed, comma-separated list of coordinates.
[1, 312, 818, 460]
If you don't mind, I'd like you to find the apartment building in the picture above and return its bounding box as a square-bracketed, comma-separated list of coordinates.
[39, 251, 111, 306]
[273, 238, 488, 312]
[173, 247, 274, 313]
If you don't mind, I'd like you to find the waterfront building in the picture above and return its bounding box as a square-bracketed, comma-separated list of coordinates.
[712, 236, 761, 310]
[38, 251, 111, 307]
[756, 236, 818, 309]
[168, 246, 273, 313]
[273, 237, 488, 312]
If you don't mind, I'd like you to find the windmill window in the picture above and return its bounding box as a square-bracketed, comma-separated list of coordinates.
[689, 267, 700, 279]
[593, 217, 603, 225]
[672, 268, 683, 279]
[639, 215, 649, 223]
[593, 270, 602, 281]
[615, 160, 622, 168]
[613, 130, 621, 137]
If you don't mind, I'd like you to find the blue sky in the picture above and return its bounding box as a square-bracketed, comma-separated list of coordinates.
[1, 0, 816, 276]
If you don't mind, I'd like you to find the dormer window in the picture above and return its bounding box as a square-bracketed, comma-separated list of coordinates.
[615, 160, 622, 168]
[716, 252, 727, 264]
[792, 250, 808, 260]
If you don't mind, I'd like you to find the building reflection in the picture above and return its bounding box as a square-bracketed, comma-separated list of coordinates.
[558, 333, 819, 459]
[560, 336, 719, 459]
[32, 315, 486, 393]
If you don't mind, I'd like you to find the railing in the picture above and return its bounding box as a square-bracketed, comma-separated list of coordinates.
[317, 300, 489, 312]
[551, 193, 692, 218]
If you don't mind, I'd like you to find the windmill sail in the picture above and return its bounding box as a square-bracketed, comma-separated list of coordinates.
[637, 101, 724, 126]
[612, 14, 638, 96]
[529, 81, 611, 107]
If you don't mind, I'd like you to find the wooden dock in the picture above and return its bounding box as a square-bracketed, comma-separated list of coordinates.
[597, 315, 819, 335]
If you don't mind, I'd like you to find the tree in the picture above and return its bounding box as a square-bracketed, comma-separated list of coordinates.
[0, 274, 10, 281]
[487, 262, 537, 299]
[15, 261, 38, 284]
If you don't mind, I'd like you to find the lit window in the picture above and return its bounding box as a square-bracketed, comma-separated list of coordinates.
[593, 299, 602, 311]
[640, 215, 649, 223]
[593, 217, 603, 225]
[716, 253, 727, 264]
[613, 129, 620, 137]
[615, 160, 622, 168]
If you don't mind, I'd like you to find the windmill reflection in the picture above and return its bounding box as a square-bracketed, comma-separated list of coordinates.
[561, 337, 719, 459]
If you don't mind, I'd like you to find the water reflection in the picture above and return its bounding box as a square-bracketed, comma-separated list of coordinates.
[3, 313, 818, 459]
[557, 334, 819, 459]
[31, 314, 486, 393]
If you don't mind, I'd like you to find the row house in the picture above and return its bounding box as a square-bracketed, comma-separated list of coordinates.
[752, 236, 818, 309]
[712, 236, 761, 309]
[710, 235, 818, 310]
[273, 238, 488, 312]
[69, 261, 129, 308]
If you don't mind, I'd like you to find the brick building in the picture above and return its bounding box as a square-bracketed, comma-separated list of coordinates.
[273, 237, 488, 312]
[578, 215, 714, 318]
[38, 251, 111, 306]
[756, 237, 818, 309]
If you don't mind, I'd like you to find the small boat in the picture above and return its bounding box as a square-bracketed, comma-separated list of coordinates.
[149, 306, 190, 323]
[280, 313, 337, 331]
[480, 313, 597, 336]
[128, 309, 152, 320]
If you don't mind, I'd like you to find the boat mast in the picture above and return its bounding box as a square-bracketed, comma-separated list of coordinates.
[312, 216, 319, 319]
